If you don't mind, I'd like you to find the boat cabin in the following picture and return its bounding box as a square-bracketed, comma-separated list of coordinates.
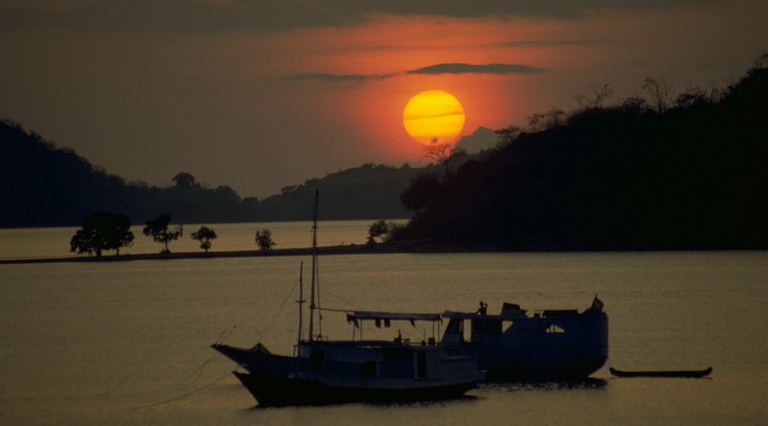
[441, 301, 603, 346]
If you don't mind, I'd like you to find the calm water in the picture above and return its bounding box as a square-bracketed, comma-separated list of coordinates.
[1, 223, 767, 425]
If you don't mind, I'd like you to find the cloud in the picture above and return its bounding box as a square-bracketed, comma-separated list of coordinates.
[407, 63, 544, 75]
[491, 38, 616, 48]
[282, 63, 543, 82]
[0, 0, 330, 32]
[0, 0, 718, 33]
[280, 72, 394, 83]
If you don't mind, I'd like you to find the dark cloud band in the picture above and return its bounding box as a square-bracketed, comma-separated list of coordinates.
[407, 63, 544, 75]
[282, 63, 543, 82]
[0, 0, 713, 33]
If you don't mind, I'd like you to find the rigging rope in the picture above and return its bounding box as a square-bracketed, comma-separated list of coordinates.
[258, 276, 301, 340]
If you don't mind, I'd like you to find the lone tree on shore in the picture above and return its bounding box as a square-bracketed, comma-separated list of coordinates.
[368, 220, 392, 242]
[255, 228, 276, 251]
[191, 226, 217, 253]
[143, 214, 183, 253]
[70, 212, 134, 257]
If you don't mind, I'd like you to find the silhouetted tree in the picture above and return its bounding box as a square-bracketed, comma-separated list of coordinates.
[618, 96, 649, 113]
[643, 74, 675, 113]
[526, 112, 547, 132]
[143, 214, 183, 253]
[255, 228, 276, 251]
[591, 83, 614, 108]
[423, 144, 466, 177]
[495, 125, 522, 146]
[400, 173, 442, 212]
[368, 220, 391, 242]
[70, 212, 134, 257]
[172, 172, 198, 188]
[675, 83, 721, 108]
[191, 226, 217, 253]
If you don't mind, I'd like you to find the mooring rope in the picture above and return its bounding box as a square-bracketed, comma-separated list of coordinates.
[130, 369, 234, 410]
[178, 325, 238, 384]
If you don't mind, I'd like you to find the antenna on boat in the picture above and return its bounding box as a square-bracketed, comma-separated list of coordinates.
[308, 189, 319, 342]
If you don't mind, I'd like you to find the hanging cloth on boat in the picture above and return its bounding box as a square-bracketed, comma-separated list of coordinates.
[346, 314, 359, 328]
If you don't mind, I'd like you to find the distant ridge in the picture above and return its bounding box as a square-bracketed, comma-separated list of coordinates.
[0, 120, 426, 227]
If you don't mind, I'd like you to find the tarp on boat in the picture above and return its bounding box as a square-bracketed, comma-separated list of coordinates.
[347, 311, 442, 326]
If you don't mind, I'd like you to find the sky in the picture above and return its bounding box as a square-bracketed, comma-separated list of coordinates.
[1, 0, 766, 199]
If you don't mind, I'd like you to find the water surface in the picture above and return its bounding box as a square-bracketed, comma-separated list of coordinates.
[1, 224, 766, 424]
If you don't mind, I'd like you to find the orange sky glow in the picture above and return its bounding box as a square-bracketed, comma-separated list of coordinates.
[1, 1, 766, 197]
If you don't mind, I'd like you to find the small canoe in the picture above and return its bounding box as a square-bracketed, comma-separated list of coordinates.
[609, 367, 712, 378]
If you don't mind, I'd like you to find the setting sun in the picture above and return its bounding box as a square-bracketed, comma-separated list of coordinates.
[402, 90, 465, 145]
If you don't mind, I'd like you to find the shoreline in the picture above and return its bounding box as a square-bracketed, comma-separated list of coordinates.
[2, 244, 763, 265]
[0, 242, 448, 265]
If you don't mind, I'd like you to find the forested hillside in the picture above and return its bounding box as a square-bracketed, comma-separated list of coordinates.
[0, 121, 263, 227]
[396, 66, 768, 250]
[254, 164, 420, 221]
[0, 121, 418, 227]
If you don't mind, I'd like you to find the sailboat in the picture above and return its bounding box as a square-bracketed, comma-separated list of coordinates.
[212, 190, 483, 407]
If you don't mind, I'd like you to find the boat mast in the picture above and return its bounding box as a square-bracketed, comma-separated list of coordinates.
[297, 261, 304, 345]
[308, 189, 319, 342]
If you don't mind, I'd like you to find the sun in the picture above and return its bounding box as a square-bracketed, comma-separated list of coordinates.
[402, 90, 465, 145]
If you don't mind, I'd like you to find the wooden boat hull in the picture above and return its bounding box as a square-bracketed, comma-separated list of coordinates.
[609, 367, 712, 378]
[233, 371, 478, 407]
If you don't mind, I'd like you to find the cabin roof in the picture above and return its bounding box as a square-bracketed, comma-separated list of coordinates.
[442, 310, 527, 320]
[443, 311, 503, 320]
[347, 311, 442, 322]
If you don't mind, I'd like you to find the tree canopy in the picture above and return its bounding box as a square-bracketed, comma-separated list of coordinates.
[143, 214, 183, 253]
[255, 228, 276, 251]
[70, 212, 134, 257]
[191, 226, 217, 253]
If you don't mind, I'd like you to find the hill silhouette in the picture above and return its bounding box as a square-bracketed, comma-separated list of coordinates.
[254, 163, 421, 221]
[0, 122, 420, 227]
[395, 65, 768, 250]
[4, 62, 767, 253]
[0, 121, 260, 227]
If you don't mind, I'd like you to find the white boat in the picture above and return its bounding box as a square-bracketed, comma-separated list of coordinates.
[212, 191, 483, 406]
[440, 298, 608, 380]
[215, 320, 483, 406]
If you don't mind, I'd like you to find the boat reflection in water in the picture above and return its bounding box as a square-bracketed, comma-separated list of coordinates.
[609, 367, 712, 378]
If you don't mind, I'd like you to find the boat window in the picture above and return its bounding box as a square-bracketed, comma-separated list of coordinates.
[546, 324, 566, 333]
